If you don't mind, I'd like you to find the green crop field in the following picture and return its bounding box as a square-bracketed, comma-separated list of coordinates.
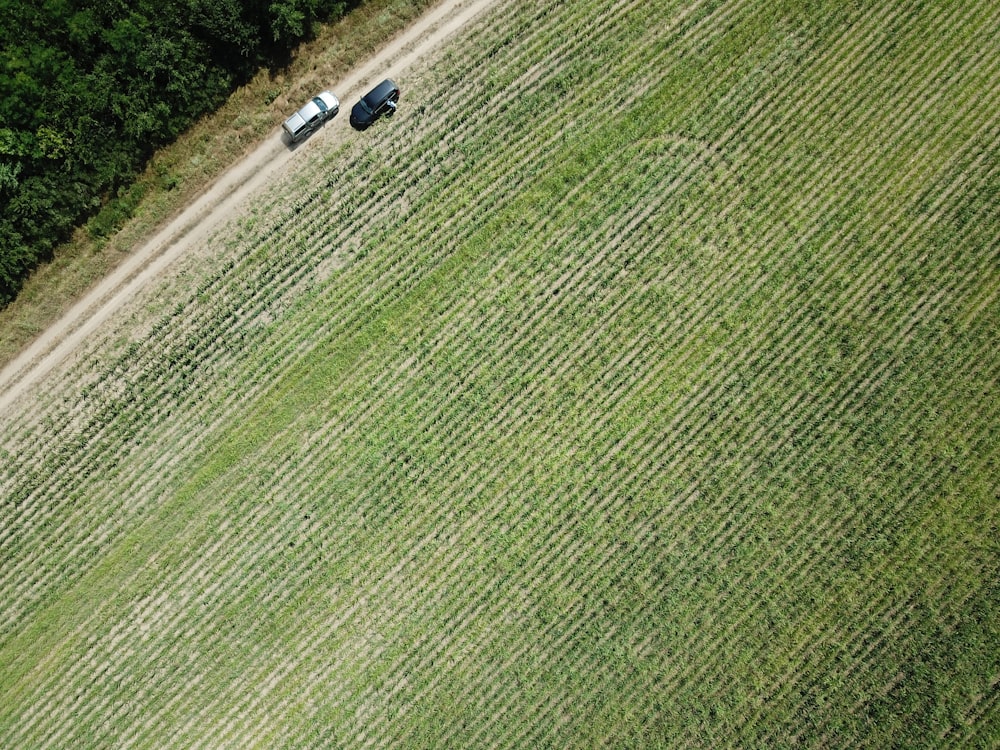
[1, 0, 998, 746]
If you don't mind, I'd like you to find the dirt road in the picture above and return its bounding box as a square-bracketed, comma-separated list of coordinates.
[0, 0, 499, 417]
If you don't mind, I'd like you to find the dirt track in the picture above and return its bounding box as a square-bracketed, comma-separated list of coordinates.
[0, 0, 499, 417]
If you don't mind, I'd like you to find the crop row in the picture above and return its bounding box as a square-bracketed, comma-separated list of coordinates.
[2, 0, 998, 745]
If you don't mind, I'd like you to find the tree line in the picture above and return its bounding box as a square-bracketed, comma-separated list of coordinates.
[0, 0, 350, 308]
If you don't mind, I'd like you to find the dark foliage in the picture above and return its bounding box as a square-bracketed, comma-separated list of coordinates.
[0, 0, 348, 307]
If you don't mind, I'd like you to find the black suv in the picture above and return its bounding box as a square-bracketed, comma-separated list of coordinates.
[350, 79, 400, 130]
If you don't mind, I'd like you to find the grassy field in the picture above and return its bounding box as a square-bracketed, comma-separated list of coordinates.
[1, 0, 998, 746]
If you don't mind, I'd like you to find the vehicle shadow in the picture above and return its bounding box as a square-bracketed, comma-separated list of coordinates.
[281, 118, 335, 149]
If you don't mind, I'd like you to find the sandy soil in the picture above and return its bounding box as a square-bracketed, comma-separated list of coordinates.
[0, 0, 500, 417]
